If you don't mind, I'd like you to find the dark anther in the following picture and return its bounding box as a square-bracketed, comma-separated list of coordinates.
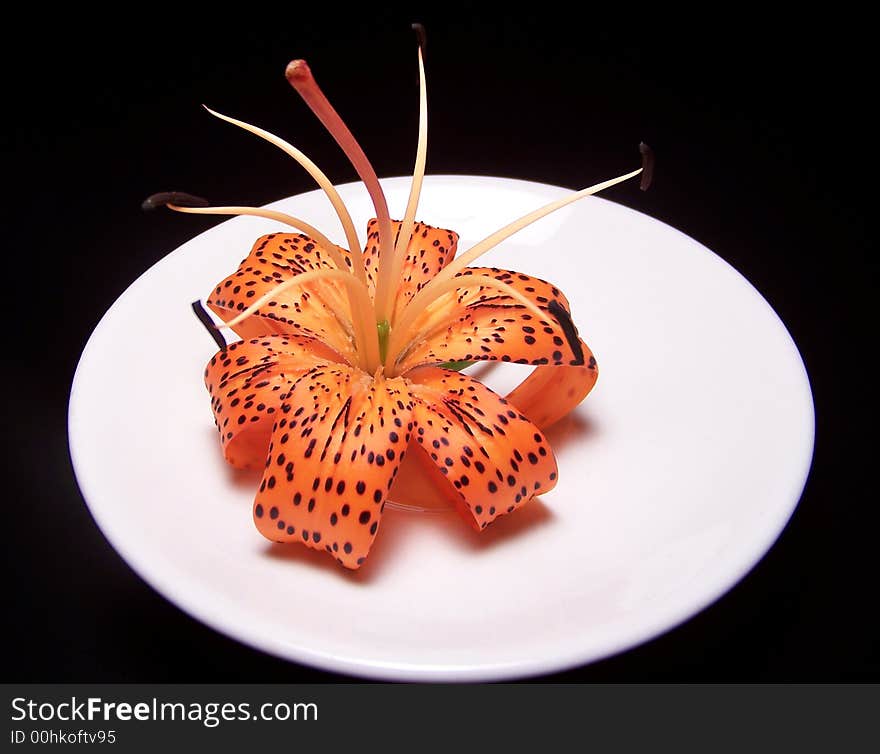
[547, 299, 584, 364]
[411, 23, 427, 54]
[191, 300, 227, 350]
[638, 142, 654, 191]
[142, 192, 210, 211]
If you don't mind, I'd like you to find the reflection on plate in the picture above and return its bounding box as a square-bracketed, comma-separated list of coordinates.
[69, 176, 814, 680]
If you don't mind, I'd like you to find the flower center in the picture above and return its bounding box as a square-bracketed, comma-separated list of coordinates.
[150, 26, 654, 380]
[377, 319, 392, 364]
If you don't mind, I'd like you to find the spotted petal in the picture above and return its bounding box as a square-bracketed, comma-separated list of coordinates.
[207, 232, 359, 361]
[362, 218, 458, 318]
[405, 366, 558, 530]
[505, 339, 599, 429]
[252, 365, 414, 569]
[204, 334, 339, 470]
[395, 267, 586, 373]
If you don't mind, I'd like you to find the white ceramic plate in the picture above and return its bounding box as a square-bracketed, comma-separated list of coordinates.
[69, 176, 814, 681]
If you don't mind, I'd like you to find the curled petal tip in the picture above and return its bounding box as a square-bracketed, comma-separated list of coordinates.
[638, 142, 654, 191]
[142, 191, 210, 211]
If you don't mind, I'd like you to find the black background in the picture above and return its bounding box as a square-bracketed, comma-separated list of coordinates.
[4, 8, 874, 681]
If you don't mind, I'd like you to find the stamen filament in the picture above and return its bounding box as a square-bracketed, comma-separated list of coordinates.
[396, 163, 645, 335]
[167, 204, 351, 273]
[285, 60, 395, 319]
[203, 105, 367, 285]
[438, 168, 643, 285]
[387, 40, 429, 324]
[387, 274, 548, 372]
[218, 267, 379, 372]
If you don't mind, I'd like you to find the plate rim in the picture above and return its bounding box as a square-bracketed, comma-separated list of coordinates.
[68, 174, 816, 681]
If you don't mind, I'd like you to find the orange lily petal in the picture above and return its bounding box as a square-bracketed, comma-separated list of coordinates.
[389, 342, 597, 509]
[395, 267, 585, 372]
[505, 339, 599, 429]
[204, 334, 338, 470]
[207, 232, 358, 361]
[362, 218, 458, 319]
[253, 365, 414, 569]
[406, 366, 558, 530]
[387, 446, 461, 510]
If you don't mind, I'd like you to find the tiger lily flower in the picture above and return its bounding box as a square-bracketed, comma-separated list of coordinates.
[147, 29, 652, 569]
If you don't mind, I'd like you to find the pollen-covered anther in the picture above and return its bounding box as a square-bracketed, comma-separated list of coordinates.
[639, 142, 654, 191]
[191, 300, 227, 349]
[141, 191, 209, 211]
[411, 22, 427, 53]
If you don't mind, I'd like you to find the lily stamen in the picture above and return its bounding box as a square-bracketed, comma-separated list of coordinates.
[166, 203, 351, 274]
[388, 29, 429, 322]
[387, 274, 549, 372]
[149, 195, 375, 366]
[217, 266, 379, 371]
[396, 151, 650, 337]
[203, 105, 367, 285]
